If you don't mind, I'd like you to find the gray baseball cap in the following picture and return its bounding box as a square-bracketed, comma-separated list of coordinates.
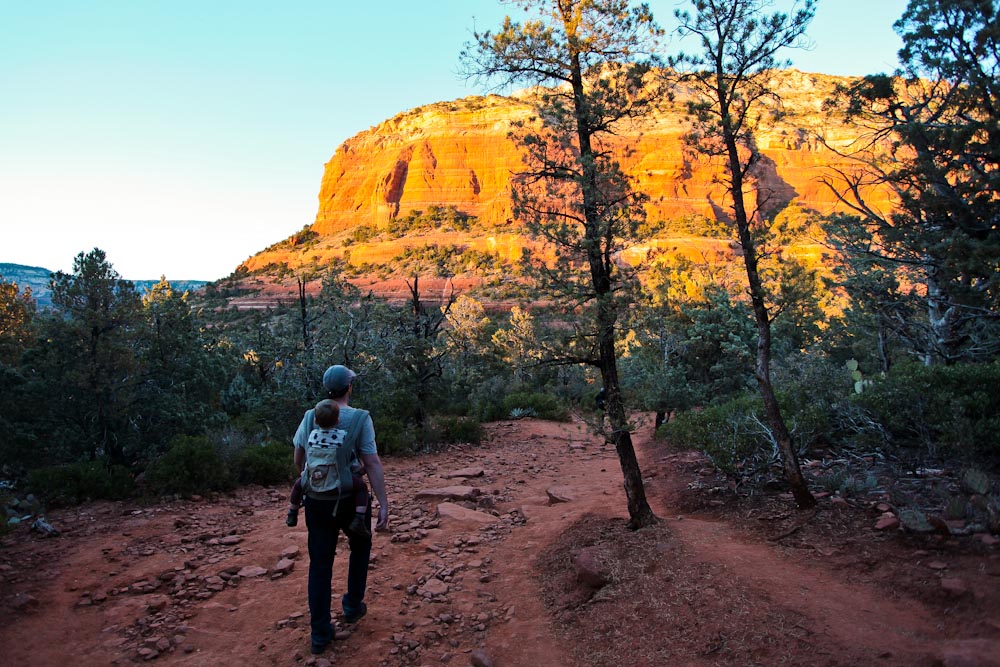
[322, 365, 357, 393]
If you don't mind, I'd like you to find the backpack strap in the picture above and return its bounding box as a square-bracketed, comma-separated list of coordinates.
[334, 408, 369, 494]
[339, 408, 369, 455]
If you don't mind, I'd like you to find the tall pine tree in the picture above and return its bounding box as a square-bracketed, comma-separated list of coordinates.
[463, 0, 662, 527]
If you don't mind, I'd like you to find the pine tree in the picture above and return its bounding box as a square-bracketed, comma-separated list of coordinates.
[826, 0, 1000, 363]
[463, 0, 662, 527]
[46, 249, 143, 465]
[670, 0, 818, 508]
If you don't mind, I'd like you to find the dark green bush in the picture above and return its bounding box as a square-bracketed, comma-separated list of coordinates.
[348, 225, 377, 244]
[772, 354, 853, 448]
[470, 400, 506, 423]
[26, 461, 134, 507]
[662, 358, 1000, 482]
[236, 441, 294, 486]
[466, 376, 517, 422]
[144, 435, 235, 496]
[855, 360, 1000, 459]
[501, 392, 570, 421]
[663, 363, 860, 480]
[663, 394, 772, 475]
[375, 416, 422, 456]
[434, 416, 485, 445]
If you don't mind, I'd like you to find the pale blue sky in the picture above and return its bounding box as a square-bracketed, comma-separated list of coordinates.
[0, 0, 908, 280]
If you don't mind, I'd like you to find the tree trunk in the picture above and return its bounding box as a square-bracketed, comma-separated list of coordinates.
[567, 38, 657, 529]
[725, 131, 816, 510]
[598, 302, 658, 528]
[877, 326, 891, 374]
[924, 262, 959, 365]
[297, 276, 310, 352]
[756, 353, 814, 508]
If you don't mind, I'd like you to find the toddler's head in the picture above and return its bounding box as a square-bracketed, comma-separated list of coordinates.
[314, 399, 340, 429]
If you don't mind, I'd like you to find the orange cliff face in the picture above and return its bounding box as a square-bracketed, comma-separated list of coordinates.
[314, 96, 531, 235]
[239, 70, 892, 276]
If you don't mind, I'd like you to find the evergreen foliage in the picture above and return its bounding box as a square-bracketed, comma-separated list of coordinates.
[826, 0, 1000, 364]
[235, 441, 294, 486]
[42, 249, 144, 467]
[26, 461, 135, 508]
[623, 285, 757, 417]
[501, 392, 571, 422]
[144, 436, 234, 496]
[855, 360, 1000, 459]
[0, 276, 35, 365]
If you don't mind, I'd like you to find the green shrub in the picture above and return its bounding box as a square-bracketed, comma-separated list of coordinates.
[236, 441, 294, 486]
[660, 356, 878, 480]
[855, 360, 1000, 459]
[467, 376, 517, 422]
[375, 416, 422, 456]
[772, 354, 849, 445]
[26, 461, 134, 507]
[434, 416, 485, 445]
[144, 435, 235, 496]
[371, 414, 485, 455]
[469, 399, 507, 422]
[501, 392, 570, 421]
[348, 225, 377, 244]
[660, 213, 733, 238]
[663, 394, 773, 475]
[471, 401, 506, 422]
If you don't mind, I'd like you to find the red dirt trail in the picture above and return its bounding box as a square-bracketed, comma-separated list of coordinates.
[1, 415, 997, 666]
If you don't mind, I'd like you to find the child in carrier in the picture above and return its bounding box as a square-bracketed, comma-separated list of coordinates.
[286, 399, 370, 537]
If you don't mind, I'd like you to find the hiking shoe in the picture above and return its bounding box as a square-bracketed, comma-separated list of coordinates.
[347, 513, 370, 538]
[310, 640, 329, 655]
[285, 508, 298, 527]
[343, 602, 367, 624]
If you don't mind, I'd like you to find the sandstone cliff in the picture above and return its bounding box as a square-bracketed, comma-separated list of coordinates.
[239, 69, 888, 276]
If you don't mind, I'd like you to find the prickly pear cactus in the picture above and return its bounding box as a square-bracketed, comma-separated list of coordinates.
[962, 468, 992, 496]
[899, 508, 934, 533]
[988, 498, 1000, 534]
[845, 359, 865, 394]
[944, 495, 968, 520]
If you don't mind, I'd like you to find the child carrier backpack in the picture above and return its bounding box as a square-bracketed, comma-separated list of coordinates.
[301, 408, 368, 497]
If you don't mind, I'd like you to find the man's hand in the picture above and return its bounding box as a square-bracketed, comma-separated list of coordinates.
[375, 503, 389, 531]
[360, 452, 389, 532]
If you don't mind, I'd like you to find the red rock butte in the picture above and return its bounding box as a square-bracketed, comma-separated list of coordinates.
[239, 69, 892, 276]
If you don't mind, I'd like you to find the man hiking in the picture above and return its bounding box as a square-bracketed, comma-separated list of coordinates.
[293, 364, 389, 655]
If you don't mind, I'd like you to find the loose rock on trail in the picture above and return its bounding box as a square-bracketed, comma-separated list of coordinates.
[1, 415, 998, 666]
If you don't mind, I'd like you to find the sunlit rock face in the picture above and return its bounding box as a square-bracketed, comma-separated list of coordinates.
[241, 69, 891, 275]
[313, 97, 531, 236]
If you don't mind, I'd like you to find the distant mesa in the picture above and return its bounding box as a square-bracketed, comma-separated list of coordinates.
[0, 263, 209, 308]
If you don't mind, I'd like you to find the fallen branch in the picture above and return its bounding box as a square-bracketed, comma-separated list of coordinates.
[766, 508, 819, 542]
